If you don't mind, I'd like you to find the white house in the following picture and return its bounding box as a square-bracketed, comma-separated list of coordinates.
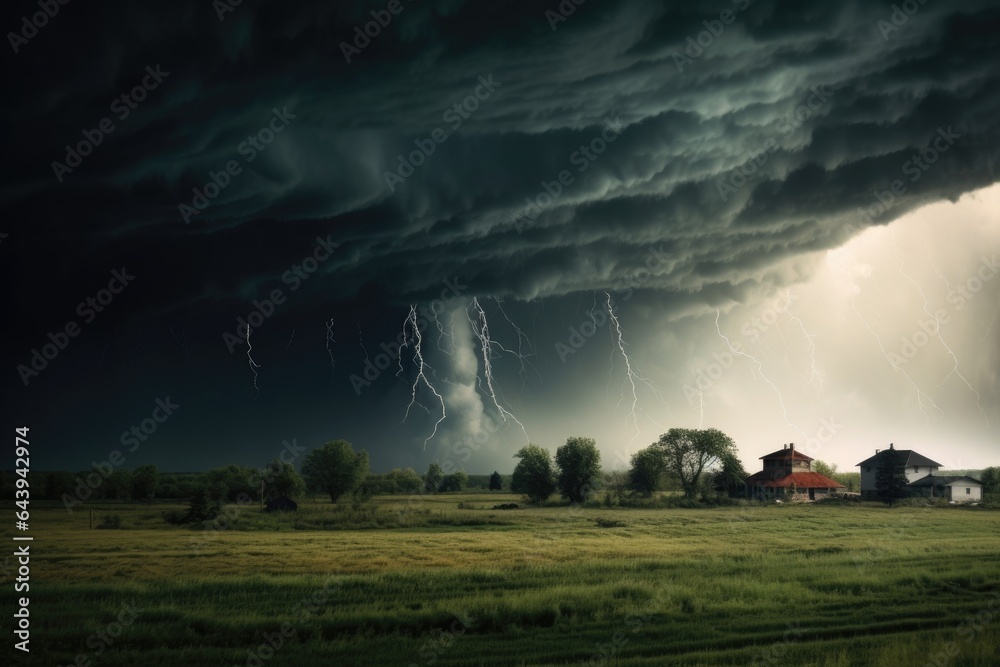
[908, 475, 984, 503]
[856, 443, 942, 499]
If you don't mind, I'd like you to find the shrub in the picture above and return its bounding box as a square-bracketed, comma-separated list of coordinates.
[97, 514, 123, 529]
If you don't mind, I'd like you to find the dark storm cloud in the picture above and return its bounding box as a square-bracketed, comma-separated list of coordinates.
[4, 0, 1000, 326]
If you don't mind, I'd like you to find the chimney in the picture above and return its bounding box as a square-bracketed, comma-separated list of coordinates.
[889, 442, 894, 450]
[783, 443, 788, 450]
[790, 443, 795, 451]
[876, 449, 880, 454]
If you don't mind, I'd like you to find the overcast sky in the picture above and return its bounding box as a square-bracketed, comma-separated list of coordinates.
[3, 0, 999, 476]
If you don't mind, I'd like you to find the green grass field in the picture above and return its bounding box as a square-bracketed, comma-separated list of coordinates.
[7, 495, 1000, 666]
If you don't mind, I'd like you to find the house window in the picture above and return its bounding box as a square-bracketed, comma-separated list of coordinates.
[865, 467, 871, 473]
[967, 488, 971, 494]
[914, 466, 919, 473]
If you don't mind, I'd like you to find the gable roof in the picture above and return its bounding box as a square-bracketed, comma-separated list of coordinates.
[855, 449, 942, 468]
[745, 471, 845, 489]
[908, 474, 982, 487]
[759, 446, 814, 462]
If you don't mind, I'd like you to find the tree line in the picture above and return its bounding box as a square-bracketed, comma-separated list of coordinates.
[5, 434, 996, 510]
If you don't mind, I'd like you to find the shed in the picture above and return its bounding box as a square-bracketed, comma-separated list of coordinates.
[907, 475, 983, 503]
[265, 496, 298, 512]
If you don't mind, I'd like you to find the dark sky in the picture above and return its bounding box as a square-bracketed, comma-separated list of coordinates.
[4, 0, 999, 476]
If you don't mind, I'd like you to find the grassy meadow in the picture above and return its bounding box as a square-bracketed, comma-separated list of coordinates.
[7, 494, 1000, 666]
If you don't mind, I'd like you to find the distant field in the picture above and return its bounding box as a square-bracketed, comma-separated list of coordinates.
[7, 495, 1000, 666]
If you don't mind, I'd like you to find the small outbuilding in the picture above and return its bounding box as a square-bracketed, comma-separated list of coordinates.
[907, 475, 983, 503]
[265, 496, 298, 512]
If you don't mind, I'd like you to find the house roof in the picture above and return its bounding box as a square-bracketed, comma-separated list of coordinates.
[907, 474, 982, 487]
[745, 471, 846, 489]
[855, 448, 942, 468]
[759, 446, 814, 462]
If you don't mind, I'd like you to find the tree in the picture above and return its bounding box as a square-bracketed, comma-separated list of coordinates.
[43, 472, 76, 501]
[979, 467, 999, 495]
[813, 460, 838, 478]
[833, 472, 860, 492]
[386, 468, 423, 494]
[439, 470, 469, 493]
[628, 446, 665, 497]
[259, 458, 306, 500]
[511, 444, 556, 504]
[653, 428, 739, 498]
[301, 440, 370, 503]
[555, 437, 602, 503]
[185, 487, 221, 523]
[489, 471, 503, 492]
[104, 469, 134, 501]
[132, 464, 159, 503]
[205, 464, 257, 501]
[423, 463, 444, 494]
[875, 445, 908, 507]
[712, 453, 748, 497]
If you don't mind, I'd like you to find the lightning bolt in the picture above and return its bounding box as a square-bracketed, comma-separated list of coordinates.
[431, 310, 454, 357]
[400, 305, 447, 447]
[357, 323, 369, 363]
[325, 319, 336, 375]
[850, 296, 942, 422]
[246, 325, 261, 400]
[891, 233, 987, 427]
[715, 310, 807, 439]
[784, 304, 823, 394]
[492, 296, 539, 387]
[982, 298, 999, 342]
[99, 343, 111, 365]
[606, 292, 668, 441]
[467, 297, 529, 441]
[285, 329, 295, 349]
[170, 325, 190, 365]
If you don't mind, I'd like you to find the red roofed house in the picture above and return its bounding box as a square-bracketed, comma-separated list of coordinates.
[745, 443, 846, 501]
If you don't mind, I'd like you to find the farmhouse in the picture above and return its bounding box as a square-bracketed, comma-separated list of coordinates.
[745, 443, 845, 500]
[855, 444, 942, 500]
[854, 444, 984, 502]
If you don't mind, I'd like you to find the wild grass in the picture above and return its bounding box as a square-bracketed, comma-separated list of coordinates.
[6, 495, 999, 666]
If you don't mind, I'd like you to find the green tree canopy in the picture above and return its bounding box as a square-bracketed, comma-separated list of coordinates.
[205, 464, 258, 502]
[439, 470, 469, 493]
[979, 467, 999, 495]
[132, 464, 159, 503]
[712, 452, 748, 497]
[511, 444, 556, 504]
[423, 463, 444, 494]
[627, 446, 665, 497]
[385, 467, 424, 494]
[555, 437, 602, 503]
[653, 428, 739, 498]
[259, 458, 306, 500]
[813, 460, 838, 478]
[301, 440, 370, 503]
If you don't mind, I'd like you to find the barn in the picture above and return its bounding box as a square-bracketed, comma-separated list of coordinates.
[265, 496, 298, 512]
[745, 443, 846, 501]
